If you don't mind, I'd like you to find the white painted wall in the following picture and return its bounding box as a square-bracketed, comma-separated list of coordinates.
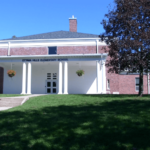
[68, 62, 97, 94]
[3, 64, 22, 94]
[2, 61, 98, 94]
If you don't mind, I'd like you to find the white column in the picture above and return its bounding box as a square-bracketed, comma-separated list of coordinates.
[102, 62, 106, 93]
[21, 62, 27, 94]
[58, 62, 62, 94]
[27, 62, 32, 94]
[96, 61, 100, 93]
[100, 61, 102, 93]
[64, 61, 68, 94]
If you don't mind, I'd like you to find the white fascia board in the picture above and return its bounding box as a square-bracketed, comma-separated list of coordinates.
[9, 41, 97, 48]
[0, 38, 101, 45]
[0, 38, 101, 42]
[0, 42, 9, 48]
[0, 53, 108, 59]
[0, 39, 107, 48]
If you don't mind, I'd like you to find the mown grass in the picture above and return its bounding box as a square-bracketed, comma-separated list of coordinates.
[0, 94, 150, 150]
[0, 94, 27, 97]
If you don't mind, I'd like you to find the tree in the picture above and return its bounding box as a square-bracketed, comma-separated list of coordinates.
[12, 35, 17, 39]
[100, 0, 150, 96]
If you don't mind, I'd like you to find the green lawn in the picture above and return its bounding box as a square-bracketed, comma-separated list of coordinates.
[0, 94, 150, 150]
[0, 94, 27, 97]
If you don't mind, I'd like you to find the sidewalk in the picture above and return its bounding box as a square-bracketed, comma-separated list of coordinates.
[0, 94, 45, 111]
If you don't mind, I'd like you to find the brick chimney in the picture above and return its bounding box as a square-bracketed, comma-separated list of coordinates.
[69, 15, 77, 32]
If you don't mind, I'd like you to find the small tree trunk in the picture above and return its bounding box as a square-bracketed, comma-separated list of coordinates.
[139, 67, 143, 97]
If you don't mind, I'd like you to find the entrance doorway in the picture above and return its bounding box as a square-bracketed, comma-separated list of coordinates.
[45, 73, 58, 94]
[46, 80, 57, 94]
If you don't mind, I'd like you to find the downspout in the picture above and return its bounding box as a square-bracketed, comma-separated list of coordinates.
[96, 40, 98, 54]
[8, 42, 10, 56]
[148, 71, 149, 94]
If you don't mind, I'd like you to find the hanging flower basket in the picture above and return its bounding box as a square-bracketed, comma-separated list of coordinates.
[7, 70, 16, 78]
[76, 70, 84, 77]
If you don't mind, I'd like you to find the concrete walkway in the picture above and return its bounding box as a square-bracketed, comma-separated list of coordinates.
[0, 94, 45, 111]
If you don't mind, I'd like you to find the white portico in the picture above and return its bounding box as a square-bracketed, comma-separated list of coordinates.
[0, 54, 107, 94]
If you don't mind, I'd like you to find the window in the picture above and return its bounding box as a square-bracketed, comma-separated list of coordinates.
[47, 73, 51, 79]
[135, 77, 139, 92]
[107, 79, 110, 90]
[48, 47, 57, 54]
[47, 73, 57, 79]
[53, 73, 57, 79]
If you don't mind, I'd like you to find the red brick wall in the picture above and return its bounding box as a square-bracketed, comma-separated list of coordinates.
[0, 45, 105, 56]
[102, 46, 149, 94]
[69, 19, 77, 32]
[106, 71, 149, 94]
[0, 48, 8, 56]
[102, 47, 120, 94]
[119, 75, 148, 94]
[106, 71, 119, 94]
[58, 45, 109, 54]
[98, 46, 108, 54]
[10, 47, 48, 55]
[57, 46, 96, 54]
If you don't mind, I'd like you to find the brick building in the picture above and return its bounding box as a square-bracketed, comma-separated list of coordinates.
[0, 16, 149, 94]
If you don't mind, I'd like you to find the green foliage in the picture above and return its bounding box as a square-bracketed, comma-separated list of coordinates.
[12, 35, 16, 39]
[76, 70, 84, 76]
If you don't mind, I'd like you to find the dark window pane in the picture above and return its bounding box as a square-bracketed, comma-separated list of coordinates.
[53, 82, 56, 87]
[48, 47, 57, 54]
[53, 88, 56, 93]
[47, 88, 51, 93]
[47, 82, 51, 87]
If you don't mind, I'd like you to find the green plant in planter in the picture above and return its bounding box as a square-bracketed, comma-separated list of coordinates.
[7, 70, 16, 78]
[76, 70, 84, 77]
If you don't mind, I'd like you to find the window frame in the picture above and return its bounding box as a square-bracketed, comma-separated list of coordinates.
[135, 77, 139, 92]
[107, 79, 110, 90]
[48, 47, 57, 55]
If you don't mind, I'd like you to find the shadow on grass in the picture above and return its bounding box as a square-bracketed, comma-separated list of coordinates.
[1, 97, 150, 150]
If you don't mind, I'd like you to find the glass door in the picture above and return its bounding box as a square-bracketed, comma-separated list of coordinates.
[46, 81, 51, 94]
[52, 81, 57, 94]
[46, 80, 57, 94]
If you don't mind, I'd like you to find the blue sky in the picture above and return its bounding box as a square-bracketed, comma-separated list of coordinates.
[0, 0, 115, 40]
